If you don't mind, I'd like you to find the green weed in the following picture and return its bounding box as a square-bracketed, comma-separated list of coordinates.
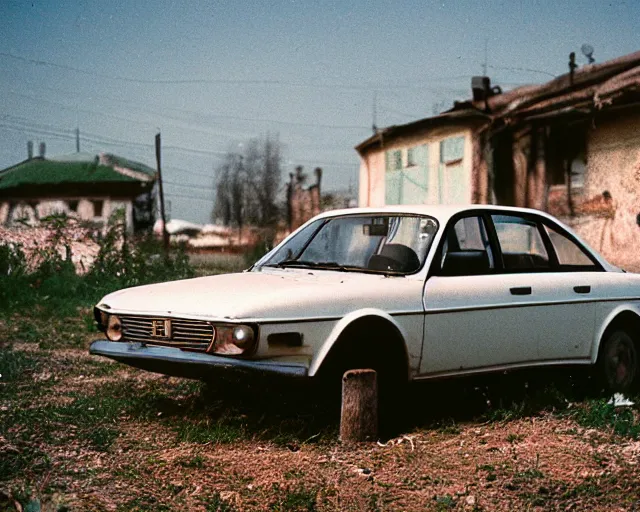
[571, 399, 640, 439]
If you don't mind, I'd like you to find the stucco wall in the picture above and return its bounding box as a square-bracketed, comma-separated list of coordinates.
[358, 125, 475, 207]
[0, 197, 134, 230]
[570, 109, 640, 267]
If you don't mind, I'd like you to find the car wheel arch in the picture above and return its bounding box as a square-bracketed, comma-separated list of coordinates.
[308, 309, 410, 378]
[594, 308, 640, 364]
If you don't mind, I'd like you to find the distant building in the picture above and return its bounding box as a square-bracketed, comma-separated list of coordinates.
[0, 144, 157, 232]
[356, 50, 640, 268]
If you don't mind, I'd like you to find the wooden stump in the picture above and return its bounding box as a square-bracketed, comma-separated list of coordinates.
[339, 369, 378, 442]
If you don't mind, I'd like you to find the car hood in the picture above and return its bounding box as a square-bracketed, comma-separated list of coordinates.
[98, 268, 424, 320]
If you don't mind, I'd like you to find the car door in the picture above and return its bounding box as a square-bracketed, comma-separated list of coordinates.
[420, 212, 597, 377]
[421, 214, 541, 375]
[533, 221, 601, 360]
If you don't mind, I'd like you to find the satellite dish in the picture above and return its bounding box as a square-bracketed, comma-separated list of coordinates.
[581, 44, 595, 64]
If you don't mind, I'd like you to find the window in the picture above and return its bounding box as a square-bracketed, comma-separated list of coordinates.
[92, 200, 104, 217]
[544, 225, 595, 268]
[385, 145, 429, 205]
[492, 215, 549, 271]
[438, 136, 467, 204]
[386, 150, 402, 171]
[406, 147, 416, 167]
[440, 216, 494, 276]
[260, 215, 438, 275]
[440, 136, 464, 165]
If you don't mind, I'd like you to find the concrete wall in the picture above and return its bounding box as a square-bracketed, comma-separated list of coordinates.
[358, 125, 476, 207]
[0, 197, 134, 231]
[569, 109, 640, 267]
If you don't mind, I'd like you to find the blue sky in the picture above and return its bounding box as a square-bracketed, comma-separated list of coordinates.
[1, 0, 638, 223]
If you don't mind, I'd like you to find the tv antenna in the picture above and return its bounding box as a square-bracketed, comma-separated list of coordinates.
[581, 44, 595, 64]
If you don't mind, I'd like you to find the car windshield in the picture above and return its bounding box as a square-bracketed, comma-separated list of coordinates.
[258, 214, 438, 275]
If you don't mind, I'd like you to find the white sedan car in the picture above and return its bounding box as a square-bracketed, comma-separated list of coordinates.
[90, 205, 640, 396]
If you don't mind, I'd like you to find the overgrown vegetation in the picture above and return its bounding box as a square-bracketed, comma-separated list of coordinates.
[0, 213, 194, 346]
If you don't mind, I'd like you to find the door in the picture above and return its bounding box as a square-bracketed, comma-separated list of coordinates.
[420, 212, 597, 376]
[421, 214, 541, 374]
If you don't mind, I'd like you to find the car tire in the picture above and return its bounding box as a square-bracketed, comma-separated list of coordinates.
[597, 329, 639, 394]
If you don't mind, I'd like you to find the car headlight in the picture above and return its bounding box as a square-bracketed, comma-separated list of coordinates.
[209, 324, 256, 355]
[106, 314, 123, 341]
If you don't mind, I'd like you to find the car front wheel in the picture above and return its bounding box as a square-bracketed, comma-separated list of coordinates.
[598, 329, 639, 394]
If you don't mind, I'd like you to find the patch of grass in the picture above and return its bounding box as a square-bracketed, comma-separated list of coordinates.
[284, 469, 305, 480]
[178, 453, 206, 469]
[269, 485, 318, 512]
[174, 418, 245, 444]
[434, 494, 455, 510]
[436, 418, 461, 435]
[204, 492, 237, 512]
[87, 426, 119, 451]
[117, 495, 173, 511]
[571, 399, 640, 439]
[0, 346, 40, 385]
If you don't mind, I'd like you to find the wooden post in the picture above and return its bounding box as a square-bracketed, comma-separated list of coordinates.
[155, 132, 170, 255]
[340, 369, 378, 442]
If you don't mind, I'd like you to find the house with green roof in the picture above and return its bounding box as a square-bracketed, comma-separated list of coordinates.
[0, 143, 157, 232]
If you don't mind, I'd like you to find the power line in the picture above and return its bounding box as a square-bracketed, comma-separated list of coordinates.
[164, 179, 214, 190]
[1, 51, 480, 91]
[165, 165, 216, 179]
[163, 145, 226, 157]
[164, 191, 214, 202]
[486, 64, 556, 78]
[0, 122, 76, 142]
[7, 86, 369, 132]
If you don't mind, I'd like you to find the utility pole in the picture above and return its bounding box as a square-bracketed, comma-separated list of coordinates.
[482, 38, 488, 76]
[372, 91, 378, 134]
[569, 52, 577, 85]
[155, 132, 169, 254]
[75, 127, 80, 153]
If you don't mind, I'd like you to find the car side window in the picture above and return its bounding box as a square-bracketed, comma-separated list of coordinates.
[440, 216, 495, 276]
[491, 214, 550, 271]
[543, 225, 597, 269]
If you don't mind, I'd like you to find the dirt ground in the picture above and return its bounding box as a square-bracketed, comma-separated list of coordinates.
[2, 339, 640, 512]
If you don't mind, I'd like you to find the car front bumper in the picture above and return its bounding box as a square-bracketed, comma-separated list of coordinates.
[89, 340, 309, 379]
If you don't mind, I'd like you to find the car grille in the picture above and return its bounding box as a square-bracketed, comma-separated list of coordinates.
[119, 315, 214, 351]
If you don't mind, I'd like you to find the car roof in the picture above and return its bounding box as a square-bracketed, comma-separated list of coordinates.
[316, 204, 557, 223]
[311, 204, 618, 272]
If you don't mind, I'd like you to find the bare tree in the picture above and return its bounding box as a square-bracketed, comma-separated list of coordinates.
[212, 134, 282, 229]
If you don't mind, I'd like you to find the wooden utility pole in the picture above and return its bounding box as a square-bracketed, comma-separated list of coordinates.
[155, 133, 169, 254]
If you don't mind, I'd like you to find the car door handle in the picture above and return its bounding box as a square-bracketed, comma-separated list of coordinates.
[573, 285, 591, 294]
[510, 286, 532, 296]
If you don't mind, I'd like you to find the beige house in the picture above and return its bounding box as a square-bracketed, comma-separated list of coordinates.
[356, 111, 488, 207]
[0, 146, 157, 232]
[355, 50, 640, 268]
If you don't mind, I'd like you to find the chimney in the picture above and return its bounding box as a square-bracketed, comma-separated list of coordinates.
[39, 142, 46, 158]
[471, 76, 491, 102]
[27, 141, 34, 159]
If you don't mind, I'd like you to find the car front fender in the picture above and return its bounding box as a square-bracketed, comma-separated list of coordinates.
[308, 308, 410, 377]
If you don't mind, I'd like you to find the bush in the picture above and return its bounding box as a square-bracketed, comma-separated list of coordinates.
[0, 214, 194, 318]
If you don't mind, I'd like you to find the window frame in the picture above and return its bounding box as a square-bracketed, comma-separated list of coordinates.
[258, 213, 440, 276]
[429, 209, 604, 278]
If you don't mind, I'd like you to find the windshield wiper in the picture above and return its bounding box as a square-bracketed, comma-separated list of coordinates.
[265, 260, 350, 271]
